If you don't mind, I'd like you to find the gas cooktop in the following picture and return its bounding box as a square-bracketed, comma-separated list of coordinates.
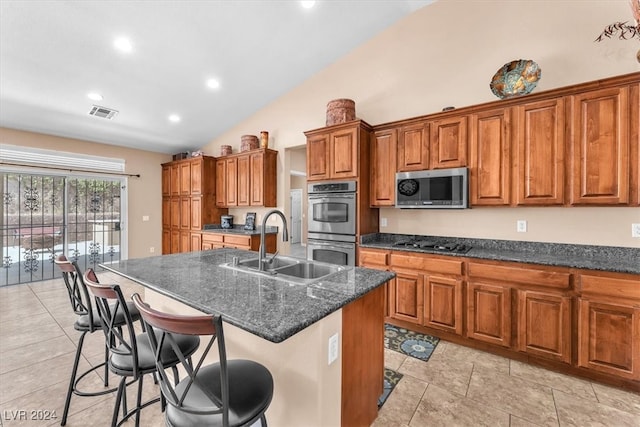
[392, 239, 472, 254]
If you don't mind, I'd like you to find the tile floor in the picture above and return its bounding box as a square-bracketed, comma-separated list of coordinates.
[2, 274, 639, 427]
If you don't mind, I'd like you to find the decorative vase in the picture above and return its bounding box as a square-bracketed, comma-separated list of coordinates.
[260, 131, 269, 148]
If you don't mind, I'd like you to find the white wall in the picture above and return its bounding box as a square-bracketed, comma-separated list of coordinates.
[200, 0, 640, 248]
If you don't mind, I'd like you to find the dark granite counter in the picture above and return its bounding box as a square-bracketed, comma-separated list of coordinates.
[202, 224, 279, 236]
[360, 233, 640, 275]
[100, 249, 395, 343]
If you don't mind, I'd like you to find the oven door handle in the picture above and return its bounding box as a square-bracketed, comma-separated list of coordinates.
[309, 240, 355, 249]
[309, 194, 355, 200]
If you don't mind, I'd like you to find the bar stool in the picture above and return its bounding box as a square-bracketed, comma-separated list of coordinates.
[84, 274, 200, 427]
[132, 293, 274, 427]
[53, 255, 142, 426]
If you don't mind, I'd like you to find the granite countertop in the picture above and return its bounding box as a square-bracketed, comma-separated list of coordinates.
[100, 249, 395, 343]
[360, 233, 640, 275]
[202, 224, 279, 236]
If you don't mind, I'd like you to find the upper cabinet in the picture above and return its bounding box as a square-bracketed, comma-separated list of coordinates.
[429, 116, 468, 169]
[370, 129, 397, 206]
[569, 86, 630, 205]
[215, 148, 277, 208]
[305, 121, 373, 182]
[397, 122, 429, 172]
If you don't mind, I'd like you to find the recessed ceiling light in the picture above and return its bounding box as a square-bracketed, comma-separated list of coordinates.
[301, 1, 316, 9]
[168, 114, 181, 123]
[206, 78, 220, 90]
[87, 92, 103, 101]
[113, 37, 133, 53]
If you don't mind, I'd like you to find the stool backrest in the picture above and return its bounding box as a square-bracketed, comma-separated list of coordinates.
[84, 270, 141, 378]
[131, 293, 230, 425]
[54, 255, 97, 331]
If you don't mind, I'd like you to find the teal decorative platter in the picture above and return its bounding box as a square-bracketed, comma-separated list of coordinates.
[490, 59, 541, 99]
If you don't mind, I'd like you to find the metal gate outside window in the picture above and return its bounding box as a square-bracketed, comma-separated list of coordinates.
[1, 173, 124, 286]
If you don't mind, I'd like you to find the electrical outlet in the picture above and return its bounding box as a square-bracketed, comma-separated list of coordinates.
[517, 220, 527, 233]
[149, 247, 155, 253]
[142, 215, 149, 221]
[632, 223, 640, 238]
[381, 217, 388, 227]
[328, 333, 339, 365]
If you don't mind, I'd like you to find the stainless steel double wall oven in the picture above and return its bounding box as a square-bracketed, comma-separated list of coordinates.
[307, 180, 357, 266]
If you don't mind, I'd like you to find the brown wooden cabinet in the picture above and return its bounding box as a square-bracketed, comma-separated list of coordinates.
[161, 156, 226, 254]
[425, 275, 463, 335]
[389, 273, 424, 324]
[578, 273, 640, 380]
[201, 232, 276, 253]
[429, 116, 468, 169]
[358, 248, 391, 317]
[370, 129, 397, 206]
[570, 86, 630, 205]
[305, 121, 372, 182]
[466, 281, 512, 347]
[513, 98, 566, 205]
[215, 149, 277, 208]
[397, 122, 429, 172]
[470, 107, 511, 206]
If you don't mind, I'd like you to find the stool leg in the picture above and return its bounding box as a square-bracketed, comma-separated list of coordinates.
[134, 375, 144, 427]
[103, 344, 109, 387]
[111, 377, 126, 427]
[61, 331, 87, 426]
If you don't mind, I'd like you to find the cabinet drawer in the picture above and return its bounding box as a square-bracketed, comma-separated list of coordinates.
[579, 274, 640, 301]
[390, 253, 463, 275]
[467, 262, 570, 289]
[202, 233, 224, 243]
[223, 234, 252, 247]
[359, 249, 389, 267]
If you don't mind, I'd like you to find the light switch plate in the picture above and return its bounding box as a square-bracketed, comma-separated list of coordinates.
[328, 333, 339, 365]
[632, 223, 640, 238]
[517, 220, 527, 233]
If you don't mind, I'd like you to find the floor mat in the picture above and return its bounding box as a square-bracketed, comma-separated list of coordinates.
[378, 368, 403, 409]
[384, 323, 440, 361]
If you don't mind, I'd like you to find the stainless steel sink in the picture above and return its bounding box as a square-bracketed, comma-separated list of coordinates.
[220, 255, 349, 284]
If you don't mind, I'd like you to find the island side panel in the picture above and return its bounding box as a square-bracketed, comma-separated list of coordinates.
[143, 288, 343, 427]
[342, 284, 386, 427]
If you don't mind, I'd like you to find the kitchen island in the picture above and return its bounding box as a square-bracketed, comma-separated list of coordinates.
[100, 248, 395, 427]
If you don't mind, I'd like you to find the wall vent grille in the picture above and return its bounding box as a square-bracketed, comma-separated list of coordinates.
[88, 105, 118, 120]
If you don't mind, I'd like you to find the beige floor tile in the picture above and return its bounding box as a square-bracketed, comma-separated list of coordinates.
[553, 389, 640, 427]
[0, 312, 66, 353]
[399, 352, 473, 396]
[0, 335, 75, 375]
[385, 348, 407, 371]
[509, 360, 597, 401]
[432, 339, 447, 356]
[374, 375, 428, 426]
[510, 414, 543, 427]
[591, 382, 640, 416]
[466, 368, 558, 426]
[0, 290, 47, 323]
[440, 342, 510, 375]
[410, 383, 510, 427]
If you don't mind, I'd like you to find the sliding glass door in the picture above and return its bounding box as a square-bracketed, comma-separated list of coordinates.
[1, 173, 124, 286]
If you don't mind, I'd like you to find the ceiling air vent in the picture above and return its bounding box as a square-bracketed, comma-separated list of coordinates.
[88, 105, 118, 120]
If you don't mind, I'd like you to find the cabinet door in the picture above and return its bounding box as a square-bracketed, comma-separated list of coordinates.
[397, 122, 428, 172]
[179, 162, 191, 195]
[358, 249, 390, 317]
[170, 198, 180, 229]
[237, 155, 250, 206]
[424, 275, 463, 335]
[190, 159, 203, 195]
[225, 158, 238, 206]
[162, 166, 171, 196]
[180, 197, 190, 229]
[180, 231, 191, 253]
[570, 87, 630, 205]
[190, 196, 202, 230]
[429, 116, 468, 169]
[201, 242, 214, 250]
[190, 232, 202, 252]
[578, 299, 640, 380]
[370, 129, 397, 206]
[249, 152, 264, 206]
[162, 197, 170, 228]
[389, 272, 424, 324]
[330, 127, 358, 179]
[466, 282, 511, 347]
[517, 290, 571, 363]
[216, 159, 226, 207]
[470, 108, 511, 206]
[514, 98, 565, 205]
[307, 133, 329, 181]
[170, 164, 180, 196]
[170, 229, 181, 254]
[162, 228, 171, 254]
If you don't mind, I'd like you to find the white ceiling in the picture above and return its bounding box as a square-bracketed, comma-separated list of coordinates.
[0, 0, 433, 155]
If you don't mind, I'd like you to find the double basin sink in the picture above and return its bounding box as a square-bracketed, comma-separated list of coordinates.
[221, 255, 348, 284]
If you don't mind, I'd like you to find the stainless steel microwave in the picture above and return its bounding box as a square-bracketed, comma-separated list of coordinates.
[395, 167, 468, 208]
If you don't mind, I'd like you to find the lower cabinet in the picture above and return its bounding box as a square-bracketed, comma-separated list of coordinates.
[201, 232, 276, 253]
[389, 272, 424, 324]
[577, 274, 640, 380]
[358, 248, 391, 317]
[466, 282, 512, 347]
[425, 275, 463, 335]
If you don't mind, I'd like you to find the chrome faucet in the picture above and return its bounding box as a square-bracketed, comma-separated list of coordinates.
[259, 209, 289, 271]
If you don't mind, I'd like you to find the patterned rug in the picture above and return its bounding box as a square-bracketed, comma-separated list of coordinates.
[378, 368, 403, 409]
[384, 323, 440, 361]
